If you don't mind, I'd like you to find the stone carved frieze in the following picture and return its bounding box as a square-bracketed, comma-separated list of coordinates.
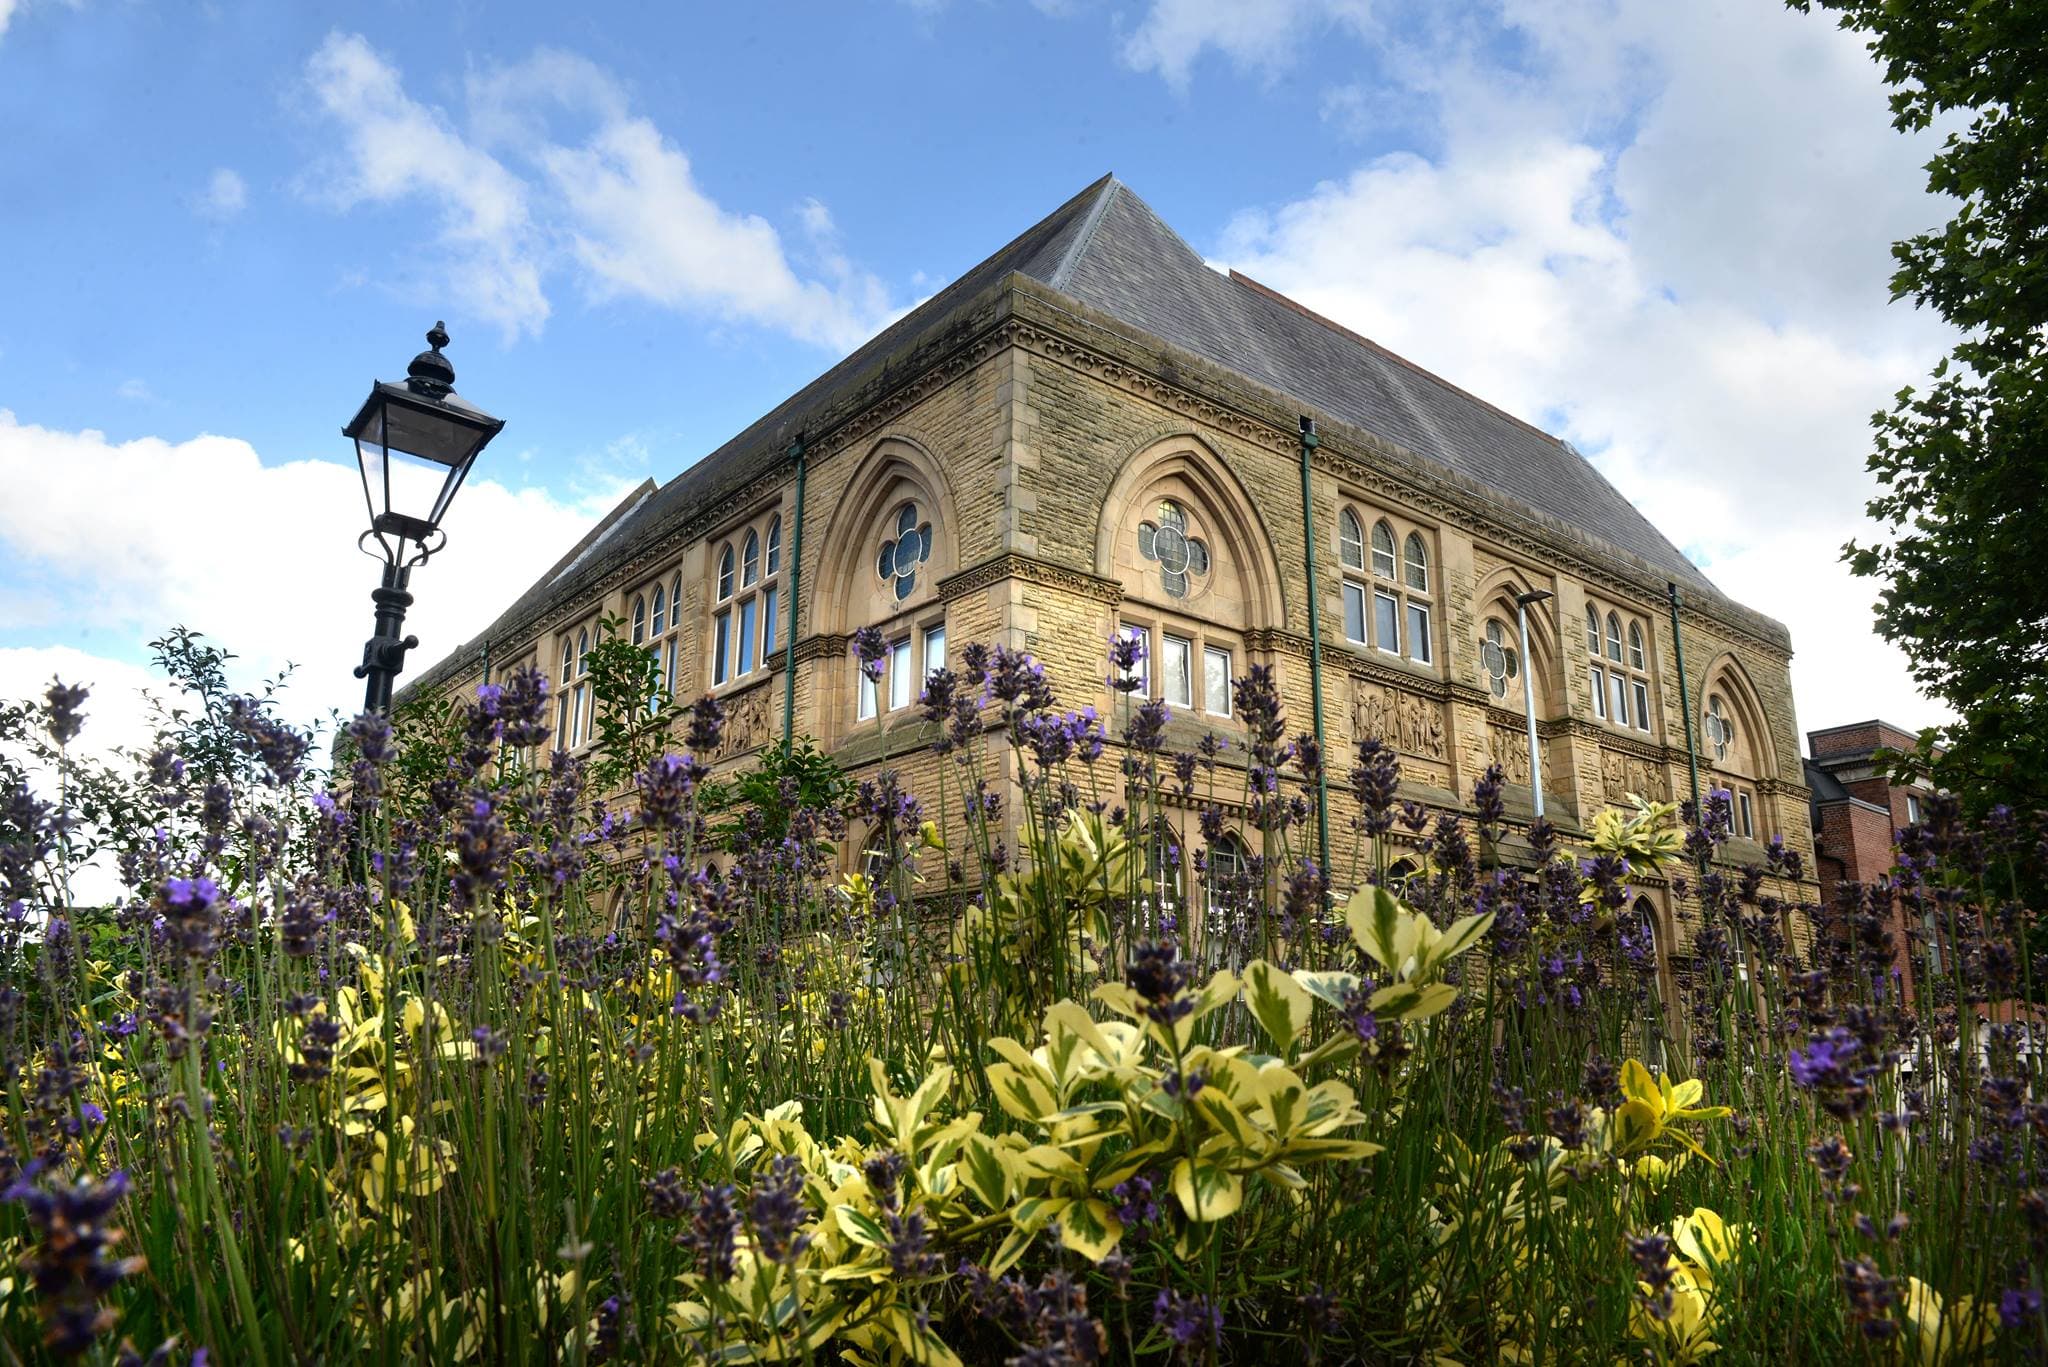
[1600, 747, 1669, 803]
[1487, 726, 1532, 787]
[712, 685, 775, 762]
[1351, 681, 1446, 761]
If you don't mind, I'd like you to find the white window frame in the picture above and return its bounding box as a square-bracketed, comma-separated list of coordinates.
[1162, 633, 1194, 708]
[1204, 645, 1232, 717]
[1405, 601, 1432, 664]
[1590, 664, 1607, 720]
[1373, 588, 1400, 657]
[923, 623, 947, 682]
[888, 637, 913, 711]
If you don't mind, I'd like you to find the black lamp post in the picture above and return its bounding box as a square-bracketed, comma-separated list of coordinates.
[345, 322, 505, 714]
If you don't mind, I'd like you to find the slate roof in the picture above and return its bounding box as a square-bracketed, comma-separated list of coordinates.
[406, 174, 1716, 696]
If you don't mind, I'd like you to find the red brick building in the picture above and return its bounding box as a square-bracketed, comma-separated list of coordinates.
[1805, 720, 1938, 998]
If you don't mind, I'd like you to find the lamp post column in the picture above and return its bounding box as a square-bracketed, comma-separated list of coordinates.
[355, 563, 418, 715]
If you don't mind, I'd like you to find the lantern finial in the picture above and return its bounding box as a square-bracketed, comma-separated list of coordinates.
[407, 322, 455, 395]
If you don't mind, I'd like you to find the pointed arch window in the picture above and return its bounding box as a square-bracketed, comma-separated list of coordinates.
[1370, 520, 1397, 578]
[1339, 505, 1432, 665]
[1403, 533, 1428, 592]
[1587, 600, 1653, 734]
[631, 595, 647, 647]
[1135, 499, 1210, 599]
[1338, 509, 1365, 571]
[556, 637, 574, 747]
[712, 506, 785, 691]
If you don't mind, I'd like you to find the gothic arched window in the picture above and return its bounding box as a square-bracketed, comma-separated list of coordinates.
[1136, 499, 1211, 599]
[1370, 520, 1396, 578]
[1480, 618, 1521, 700]
[717, 546, 735, 601]
[1606, 612, 1624, 663]
[631, 595, 647, 646]
[742, 530, 761, 588]
[1339, 509, 1365, 571]
[1586, 604, 1601, 654]
[1628, 622, 1647, 671]
[1403, 532, 1428, 592]
[877, 501, 933, 602]
[766, 515, 782, 577]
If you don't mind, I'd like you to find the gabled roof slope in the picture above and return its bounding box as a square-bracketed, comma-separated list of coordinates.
[407, 172, 1723, 698]
[1026, 178, 1710, 589]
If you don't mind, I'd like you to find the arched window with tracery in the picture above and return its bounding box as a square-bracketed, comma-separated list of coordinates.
[1480, 618, 1521, 701]
[1135, 499, 1211, 599]
[711, 505, 785, 690]
[631, 595, 647, 646]
[1701, 679, 1771, 840]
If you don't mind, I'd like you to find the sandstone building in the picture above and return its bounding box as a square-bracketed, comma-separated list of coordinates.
[403, 175, 1816, 966]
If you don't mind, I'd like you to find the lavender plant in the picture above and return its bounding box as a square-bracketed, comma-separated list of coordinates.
[0, 633, 2039, 1363]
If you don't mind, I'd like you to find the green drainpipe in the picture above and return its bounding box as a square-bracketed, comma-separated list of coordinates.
[781, 433, 808, 751]
[1299, 416, 1332, 880]
[1666, 581, 1703, 823]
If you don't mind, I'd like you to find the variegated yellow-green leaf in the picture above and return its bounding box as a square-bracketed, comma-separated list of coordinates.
[986, 1063, 1058, 1126]
[1011, 1195, 1070, 1232]
[1345, 884, 1410, 973]
[1172, 1158, 1244, 1222]
[989, 1223, 1036, 1276]
[1057, 1198, 1124, 1260]
[886, 1306, 964, 1367]
[833, 1205, 887, 1249]
[1368, 980, 1459, 1023]
[1293, 969, 1362, 1011]
[959, 1132, 1010, 1211]
[1243, 959, 1313, 1056]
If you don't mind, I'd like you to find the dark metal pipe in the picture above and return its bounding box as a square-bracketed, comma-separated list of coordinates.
[1299, 416, 1332, 878]
[354, 562, 417, 715]
[781, 433, 807, 750]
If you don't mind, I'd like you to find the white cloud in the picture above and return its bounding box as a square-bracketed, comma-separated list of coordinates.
[1121, 0, 1376, 90]
[193, 166, 247, 221]
[1193, 0, 1953, 735]
[300, 33, 897, 351]
[0, 0, 17, 40]
[115, 377, 154, 402]
[0, 410, 630, 752]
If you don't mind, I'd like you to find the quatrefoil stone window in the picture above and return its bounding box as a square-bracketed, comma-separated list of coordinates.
[876, 502, 933, 602]
[1136, 500, 1210, 598]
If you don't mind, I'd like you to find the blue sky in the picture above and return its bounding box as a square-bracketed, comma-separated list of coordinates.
[0, 0, 1954, 753]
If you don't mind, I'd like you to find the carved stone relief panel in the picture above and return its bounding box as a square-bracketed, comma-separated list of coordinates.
[1351, 679, 1450, 784]
[713, 684, 775, 762]
[1599, 747, 1670, 804]
[1487, 725, 1532, 787]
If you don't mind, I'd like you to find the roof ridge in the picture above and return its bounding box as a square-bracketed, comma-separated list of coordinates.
[1225, 269, 1564, 448]
[1047, 176, 1121, 291]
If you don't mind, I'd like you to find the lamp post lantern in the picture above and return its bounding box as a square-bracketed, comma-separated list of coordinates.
[345, 322, 505, 714]
[1513, 589, 1554, 819]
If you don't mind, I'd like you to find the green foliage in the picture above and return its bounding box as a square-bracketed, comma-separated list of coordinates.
[699, 738, 852, 849]
[581, 611, 668, 793]
[1, 641, 2043, 1364]
[1794, 0, 2048, 817]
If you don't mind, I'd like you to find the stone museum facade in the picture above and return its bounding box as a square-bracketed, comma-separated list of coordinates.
[402, 175, 1817, 975]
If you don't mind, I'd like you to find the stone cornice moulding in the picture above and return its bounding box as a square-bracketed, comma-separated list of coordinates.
[939, 553, 1125, 606]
